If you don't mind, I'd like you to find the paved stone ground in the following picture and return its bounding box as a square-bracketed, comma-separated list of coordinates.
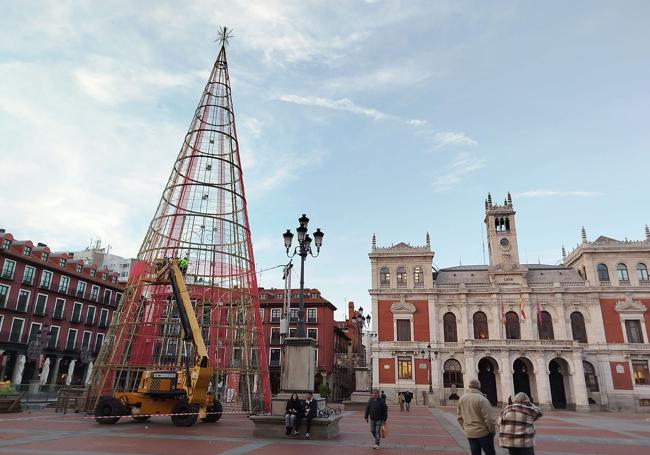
[0, 405, 648, 455]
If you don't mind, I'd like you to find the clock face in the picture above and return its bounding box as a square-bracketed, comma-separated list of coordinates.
[500, 238, 510, 247]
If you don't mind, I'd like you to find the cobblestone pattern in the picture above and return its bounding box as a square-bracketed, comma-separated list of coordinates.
[0, 405, 648, 454]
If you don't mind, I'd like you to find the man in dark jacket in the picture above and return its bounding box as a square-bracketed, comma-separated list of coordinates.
[302, 392, 318, 439]
[404, 391, 413, 412]
[365, 389, 388, 449]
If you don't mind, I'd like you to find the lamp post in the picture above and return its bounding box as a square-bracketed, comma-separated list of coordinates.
[283, 214, 323, 337]
[27, 324, 51, 381]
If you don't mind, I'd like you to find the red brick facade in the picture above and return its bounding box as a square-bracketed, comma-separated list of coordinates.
[415, 358, 430, 385]
[412, 300, 430, 341]
[610, 362, 634, 390]
[378, 357, 394, 384]
[377, 300, 393, 341]
[0, 230, 124, 385]
[600, 299, 625, 343]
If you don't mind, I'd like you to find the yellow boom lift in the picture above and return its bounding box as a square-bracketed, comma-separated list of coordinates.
[94, 258, 222, 426]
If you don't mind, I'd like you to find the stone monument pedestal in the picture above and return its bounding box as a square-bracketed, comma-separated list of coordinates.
[253, 337, 341, 438]
[271, 337, 320, 416]
[342, 367, 372, 410]
[28, 380, 40, 395]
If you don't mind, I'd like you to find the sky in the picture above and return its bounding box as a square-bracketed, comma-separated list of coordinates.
[1, 1, 649, 321]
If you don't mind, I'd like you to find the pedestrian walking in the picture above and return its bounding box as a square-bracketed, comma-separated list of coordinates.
[284, 393, 301, 436]
[380, 390, 387, 403]
[404, 390, 412, 412]
[302, 392, 318, 439]
[365, 389, 388, 449]
[498, 392, 543, 455]
[398, 392, 405, 412]
[457, 379, 496, 455]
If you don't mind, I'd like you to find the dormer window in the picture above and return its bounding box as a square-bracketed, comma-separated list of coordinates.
[23, 246, 32, 256]
[41, 252, 48, 261]
[1, 239, 10, 250]
[102, 273, 108, 280]
[59, 259, 66, 267]
[76, 264, 82, 273]
[90, 269, 96, 277]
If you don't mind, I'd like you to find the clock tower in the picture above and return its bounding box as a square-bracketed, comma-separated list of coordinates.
[484, 192, 521, 269]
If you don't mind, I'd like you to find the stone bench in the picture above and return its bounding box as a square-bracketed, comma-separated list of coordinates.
[249, 413, 343, 440]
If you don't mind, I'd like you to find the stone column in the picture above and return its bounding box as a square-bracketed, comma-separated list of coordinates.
[535, 356, 552, 409]
[0, 352, 9, 380]
[499, 352, 513, 406]
[571, 353, 590, 412]
[50, 357, 62, 387]
[11, 354, 26, 386]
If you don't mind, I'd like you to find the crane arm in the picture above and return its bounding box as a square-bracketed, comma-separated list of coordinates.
[167, 259, 208, 368]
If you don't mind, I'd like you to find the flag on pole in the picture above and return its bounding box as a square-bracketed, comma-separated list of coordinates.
[519, 295, 526, 320]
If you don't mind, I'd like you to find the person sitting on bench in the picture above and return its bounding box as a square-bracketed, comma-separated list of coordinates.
[285, 393, 301, 435]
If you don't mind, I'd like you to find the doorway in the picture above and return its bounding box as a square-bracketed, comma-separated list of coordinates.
[513, 358, 532, 400]
[478, 357, 498, 405]
[549, 359, 567, 409]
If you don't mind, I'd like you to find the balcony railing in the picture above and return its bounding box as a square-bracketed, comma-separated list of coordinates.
[618, 280, 630, 286]
[599, 280, 612, 286]
[640, 280, 650, 287]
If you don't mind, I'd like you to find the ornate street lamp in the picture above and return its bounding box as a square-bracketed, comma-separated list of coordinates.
[420, 343, 434, 393]
[283, 214, 323, 337]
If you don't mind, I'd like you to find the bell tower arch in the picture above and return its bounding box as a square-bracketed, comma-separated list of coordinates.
[484, 192, 521, 269]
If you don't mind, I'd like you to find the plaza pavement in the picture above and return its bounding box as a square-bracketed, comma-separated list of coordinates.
[0, 405, 648, 455]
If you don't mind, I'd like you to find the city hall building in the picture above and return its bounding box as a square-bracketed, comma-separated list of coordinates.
[369, 193, 650, 412]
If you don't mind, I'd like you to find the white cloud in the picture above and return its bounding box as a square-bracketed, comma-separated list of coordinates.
[325, 64, 435, 92]
[408, 119, 428, 127]
[247, 149, 327, 196]
[275, 95, 388, 120]
[515, 190, 604, 198]
[434, 131, 478, 148]
[431, 153, 486, 192]
[74, 55, 201, 105]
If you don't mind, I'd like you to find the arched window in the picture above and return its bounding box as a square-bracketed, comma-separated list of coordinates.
[617, 263, 629, 282]
[443, 359, 464, 388]
[505, 217, 510, 231]
[505, 311, 520, 339]
[597, 263, 609, 282]
[443, 312, 457, 342]
[473, 312, 489, 339]
[583, 361, 599, 392]
[414, 266, 424, 287]
[380, 267, 390, 287]
[571, 312, 588, 343]
[538, 311, 554, 340]
[637, 263, 649, 282]
[396, 266, 407, 287]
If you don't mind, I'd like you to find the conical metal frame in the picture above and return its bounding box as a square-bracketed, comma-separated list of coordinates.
[86, 42, 271, 415]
